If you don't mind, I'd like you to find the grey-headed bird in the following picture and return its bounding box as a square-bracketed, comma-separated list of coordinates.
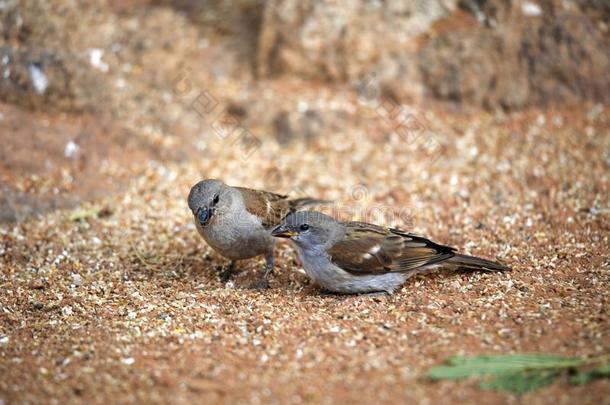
[188, 179, 329, 288]
[271, 211, 510, 294]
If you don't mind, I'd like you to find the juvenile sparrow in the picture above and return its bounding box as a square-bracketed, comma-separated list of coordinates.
[271, 211, 510, 294]
[187, 179, 329, 288]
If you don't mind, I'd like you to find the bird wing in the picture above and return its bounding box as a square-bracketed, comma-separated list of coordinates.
[237, 187, 331, 229]
[236, 187, 293, 229]
[328, 222, 456, 275]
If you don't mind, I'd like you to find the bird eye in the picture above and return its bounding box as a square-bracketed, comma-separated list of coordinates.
[212, 194, 219, 205]
[299, 224, 310, 231]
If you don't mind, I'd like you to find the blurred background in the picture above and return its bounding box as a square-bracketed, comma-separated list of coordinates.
[1, 1, 609, 403]
[1, 0, 608, 222]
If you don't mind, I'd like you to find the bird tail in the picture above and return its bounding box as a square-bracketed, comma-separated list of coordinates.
[446, 254, 510, 272]
[290, 197, 333, 210]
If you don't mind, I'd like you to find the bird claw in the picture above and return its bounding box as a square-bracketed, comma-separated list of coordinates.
[218, 270, 232, 282]
[218, 263, 235, 282]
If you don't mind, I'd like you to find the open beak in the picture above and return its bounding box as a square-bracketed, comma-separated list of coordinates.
[271, 225, 297, 238]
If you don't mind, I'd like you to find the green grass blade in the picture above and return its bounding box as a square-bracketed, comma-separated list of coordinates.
[570, 363, 610, 385]
[427, 354, 578, 380]
[481, 370, 560, 394]
[69, 207, 102, 221]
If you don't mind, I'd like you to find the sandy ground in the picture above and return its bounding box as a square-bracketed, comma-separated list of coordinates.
[1, 101, 609, 403]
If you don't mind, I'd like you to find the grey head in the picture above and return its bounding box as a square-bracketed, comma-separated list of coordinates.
[271, 211, 345, 251]
[187, 179, 232, 227]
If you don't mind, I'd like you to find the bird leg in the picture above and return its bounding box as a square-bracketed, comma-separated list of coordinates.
[218, 260, 235, 282]
[250, 251, 273, 290]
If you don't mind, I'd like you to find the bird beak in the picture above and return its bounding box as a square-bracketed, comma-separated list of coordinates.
[196, 206, 213, 226]
[271, 225, 297, 238]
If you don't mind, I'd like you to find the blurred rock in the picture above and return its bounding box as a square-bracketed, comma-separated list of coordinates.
[154, 0, 264, 36]
[1, 0, 111, 112]
[0, 46, 104, 112]
[272, 109, 325, 144]
[155, 0, 265, 78]
[255, 0, 609, 109]
[418, 29, 529, 109]
[258, 0, 456, 80]
[1, 0, 111, 50]
[419, 0, 610, 109]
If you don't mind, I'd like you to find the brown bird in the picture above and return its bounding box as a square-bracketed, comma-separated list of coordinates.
[272, 211, 510, 294]
[187, 179, 329, 288]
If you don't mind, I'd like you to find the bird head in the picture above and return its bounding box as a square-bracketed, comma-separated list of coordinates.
[187, 179, 227, 227]
[271, 211, 343, 251]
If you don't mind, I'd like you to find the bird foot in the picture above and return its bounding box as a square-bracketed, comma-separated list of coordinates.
[217, 263, 235, 282]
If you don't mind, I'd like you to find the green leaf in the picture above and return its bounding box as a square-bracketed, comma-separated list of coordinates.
[69, 207, 101, 222]
[481, 370, 560, 394]
[427, 354, 610, 395]
[427, 354, 579, 380]
[570, 363, 610, 385]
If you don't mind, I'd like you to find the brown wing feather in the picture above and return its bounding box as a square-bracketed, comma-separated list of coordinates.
[236, 187, 292, 228]
[328, 222, 456, 275]
[237, 187, 330, 229]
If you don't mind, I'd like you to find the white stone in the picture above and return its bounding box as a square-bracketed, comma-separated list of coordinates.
[88, 48, 109, 72]
[522, 1, 542, 17]
[28, 64, 48, 95]
[64, 141, 79, 158]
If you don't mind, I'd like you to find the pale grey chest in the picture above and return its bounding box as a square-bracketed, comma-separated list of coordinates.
[296, 246, 408, 294]
[196, 210, 273, 260]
